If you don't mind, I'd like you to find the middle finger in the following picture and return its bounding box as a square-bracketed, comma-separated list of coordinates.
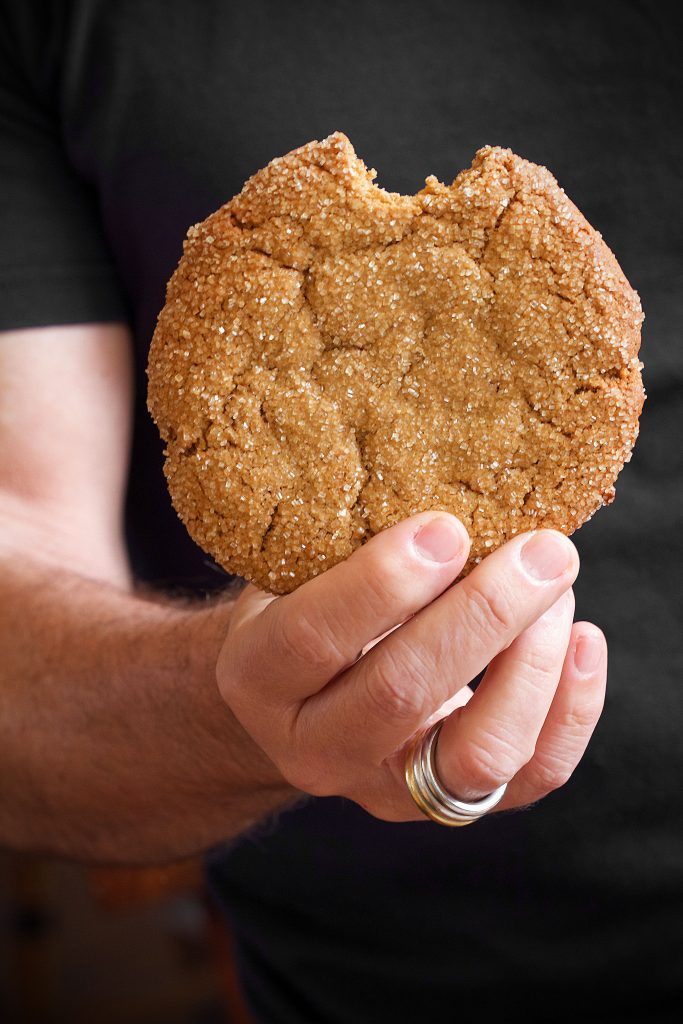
[296, 529, 578, 769]
[434, 588, 575, 802]
[369, 589, 574, 820]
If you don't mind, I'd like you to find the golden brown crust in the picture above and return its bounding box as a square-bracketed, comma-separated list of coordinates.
[147, 133, 644, 594]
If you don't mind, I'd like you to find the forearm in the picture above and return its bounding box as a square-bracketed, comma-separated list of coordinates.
[0, 555, 296, 864]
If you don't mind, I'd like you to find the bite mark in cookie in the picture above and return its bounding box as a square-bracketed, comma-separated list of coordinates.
[147, 133, 644, 594]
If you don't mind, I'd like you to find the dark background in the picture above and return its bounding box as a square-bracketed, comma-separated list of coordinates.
[1, 0, 682, 1020]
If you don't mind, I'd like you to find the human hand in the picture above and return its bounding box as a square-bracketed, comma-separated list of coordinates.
[216, 513, 606, 821]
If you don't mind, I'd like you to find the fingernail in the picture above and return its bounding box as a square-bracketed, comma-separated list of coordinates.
[413, 516, 465, 563]
[573, 632, 603, 675]
[520, 531, 574, 581]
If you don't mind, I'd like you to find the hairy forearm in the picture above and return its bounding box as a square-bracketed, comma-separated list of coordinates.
[0, 555, 296, 864]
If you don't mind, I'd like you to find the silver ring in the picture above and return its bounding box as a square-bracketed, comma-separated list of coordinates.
[405, 719, 508, 826]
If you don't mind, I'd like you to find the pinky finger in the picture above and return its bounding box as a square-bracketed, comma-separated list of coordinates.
[500, 622, 607, 809]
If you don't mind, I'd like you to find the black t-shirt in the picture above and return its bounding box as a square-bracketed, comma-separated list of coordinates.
[1, 2, 682, 1020]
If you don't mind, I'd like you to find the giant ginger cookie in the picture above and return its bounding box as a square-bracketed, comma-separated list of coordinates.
[147, 133, 644, 594]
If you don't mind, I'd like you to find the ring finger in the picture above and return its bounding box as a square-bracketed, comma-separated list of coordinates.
[435, 588, 576, 803]
[375, 589, 575, 819]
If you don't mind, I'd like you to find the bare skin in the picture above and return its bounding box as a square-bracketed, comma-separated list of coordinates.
[0, 323, 607, 864]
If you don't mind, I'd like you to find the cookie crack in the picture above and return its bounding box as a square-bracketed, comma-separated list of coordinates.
[477, 189, 522, 266]
[249, 246, 307, 273]
[260, 499, 281, 549]
[518, 389, 574, 442]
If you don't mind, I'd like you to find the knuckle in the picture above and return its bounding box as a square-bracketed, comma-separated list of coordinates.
[364, 645, 434, 723]
[557, 702, 602, 739]
[273, 606, 347, 674]
[518, 701, 603, 799]
[279, 751, 336, 797]
[510, 647, 560, 693]
[286, 767, 335, 798]
[516, 640, 558, 677]
[283, 711, 352, 797]
[457, 728, 533, 791]
[463, 580, 516, 642]
[359, 550, 411, 618]
[526, 750, 575, 795]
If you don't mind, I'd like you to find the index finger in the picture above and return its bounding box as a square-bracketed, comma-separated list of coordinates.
[225, 512, 470, 706]
[298, 529, 579, 765]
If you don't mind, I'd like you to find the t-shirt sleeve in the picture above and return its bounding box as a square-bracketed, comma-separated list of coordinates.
[0, 6, 128, 330]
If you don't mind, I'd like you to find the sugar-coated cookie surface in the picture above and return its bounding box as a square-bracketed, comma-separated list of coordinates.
[147, 133, 644, 594]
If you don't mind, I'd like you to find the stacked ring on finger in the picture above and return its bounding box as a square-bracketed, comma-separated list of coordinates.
[405, 720, 508, 826]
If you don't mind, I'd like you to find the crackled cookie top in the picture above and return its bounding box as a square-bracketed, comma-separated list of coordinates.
[147, 133, 644, 594]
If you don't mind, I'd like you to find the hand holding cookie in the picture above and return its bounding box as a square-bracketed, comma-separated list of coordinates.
[149, 134, 633, 822]
[217, 513, 605, 821]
